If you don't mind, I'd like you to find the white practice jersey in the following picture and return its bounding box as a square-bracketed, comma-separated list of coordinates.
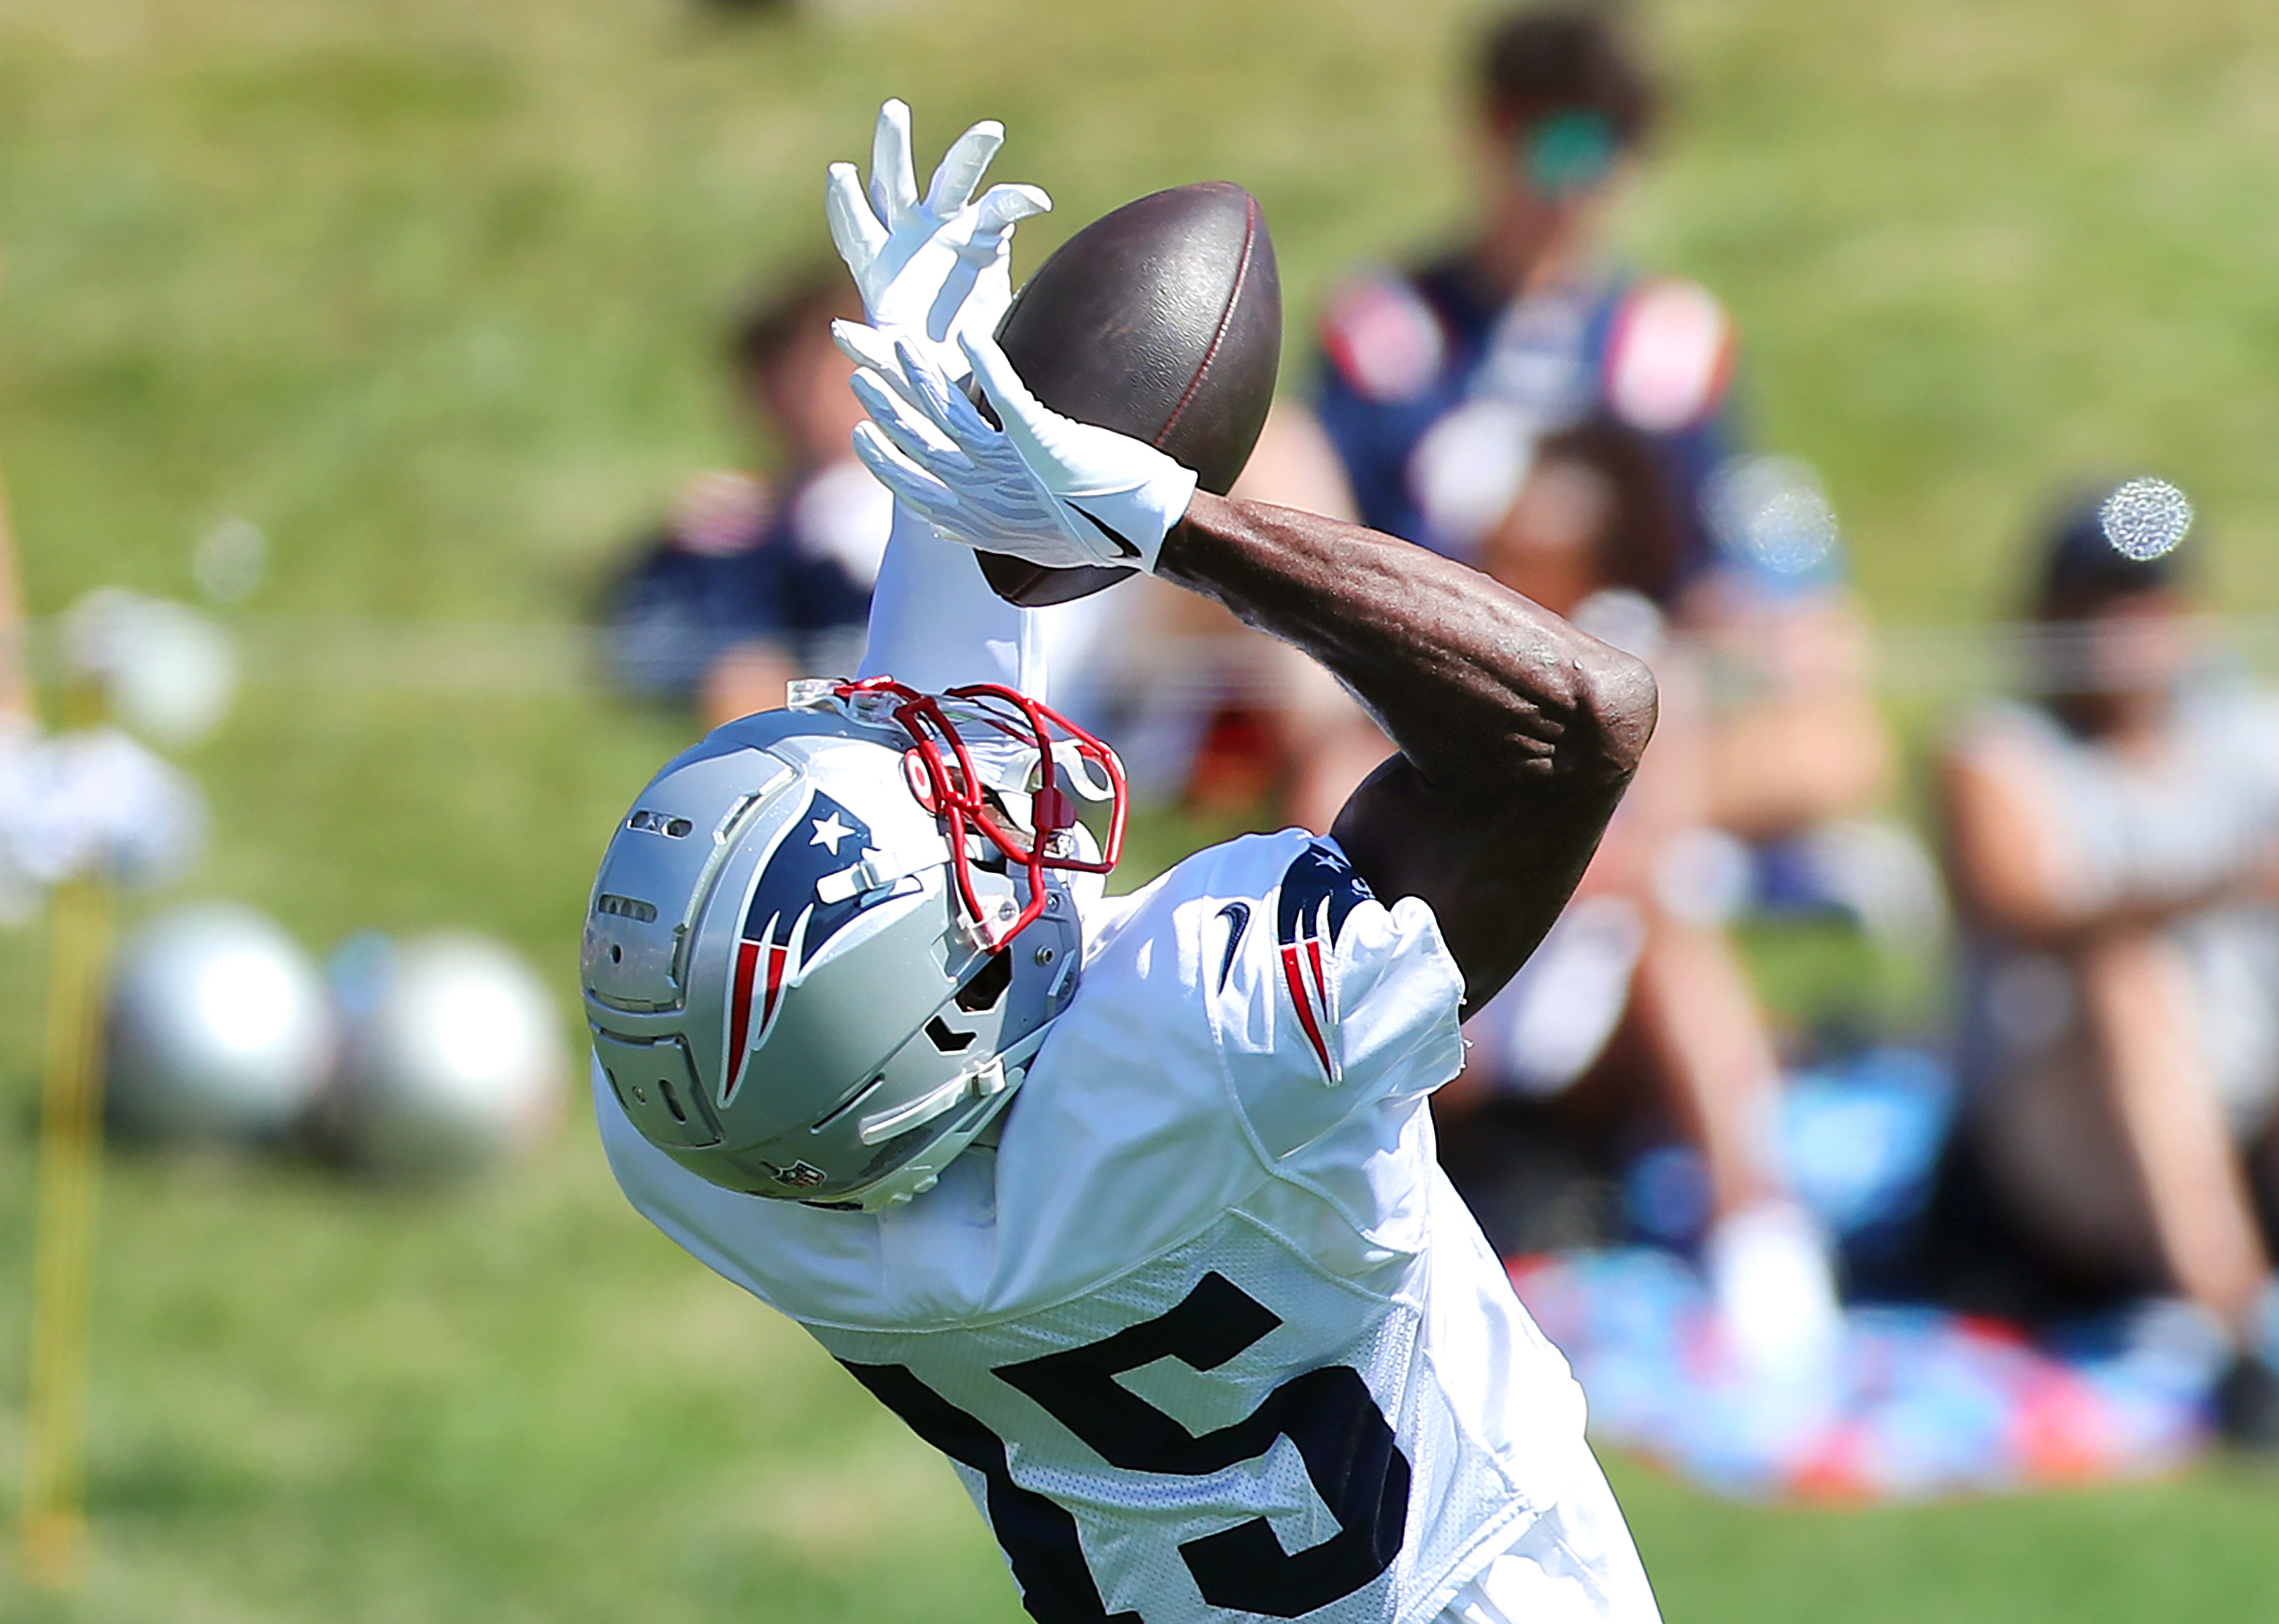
[598, 829, 1657, 1624]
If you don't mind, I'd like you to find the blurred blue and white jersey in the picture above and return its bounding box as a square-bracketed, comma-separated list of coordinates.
[599, 828, 1658, 1624]
[1309, 256, 1833, 605]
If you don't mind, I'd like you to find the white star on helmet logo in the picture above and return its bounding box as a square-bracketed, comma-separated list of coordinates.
[809, 811, 854, 854]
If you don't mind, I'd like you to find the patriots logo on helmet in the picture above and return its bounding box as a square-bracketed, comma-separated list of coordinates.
[720, 788, 882, 1104]
[1276, 842, 1373, 1085]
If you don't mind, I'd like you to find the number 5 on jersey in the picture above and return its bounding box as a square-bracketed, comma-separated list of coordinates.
[846, 1272, 1411, 1622]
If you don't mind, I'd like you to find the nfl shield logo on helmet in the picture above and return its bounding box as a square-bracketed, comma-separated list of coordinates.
[720, 787, 883, 1104]
[757, 1157, 828, 1190]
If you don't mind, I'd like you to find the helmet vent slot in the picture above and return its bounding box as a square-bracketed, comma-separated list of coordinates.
[597, 893, 658, 923]
[627, 810, 694, 838]
[953, 950, 1013, 1014]
[925, 1016, 977, 1053]
[656, 1077, 688, 1123]
[812, 1075, 885, 1132]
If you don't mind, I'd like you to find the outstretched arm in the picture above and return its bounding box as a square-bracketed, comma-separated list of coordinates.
[846, 330, 1654, 1004]
[1159, 493, 1654, 1005]
[825, 100, 1057, 697]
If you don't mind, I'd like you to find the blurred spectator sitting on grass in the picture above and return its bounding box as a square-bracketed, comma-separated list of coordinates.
[601, 272, 889, 726]
[1935, 482, 2279, 1442]
[1434, 414, 1842, 1382]
[1255, 2, 1923, 944]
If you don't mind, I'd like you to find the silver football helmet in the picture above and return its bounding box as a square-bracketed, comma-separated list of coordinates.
[582, 678, 1125, 1211]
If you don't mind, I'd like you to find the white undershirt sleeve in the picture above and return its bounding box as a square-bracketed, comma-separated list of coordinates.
[858, 498, 1045, 699]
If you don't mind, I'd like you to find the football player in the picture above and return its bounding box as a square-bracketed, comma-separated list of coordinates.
[585, 102, 1663, 1623]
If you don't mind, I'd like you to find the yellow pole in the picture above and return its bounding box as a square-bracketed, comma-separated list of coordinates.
[0, 466, 32, 728]
[19, 867, 111, 1588]
[7, 242, 108, 1581]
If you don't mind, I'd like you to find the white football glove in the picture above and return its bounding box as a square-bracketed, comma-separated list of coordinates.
[825, 100, 1051, 378]
[837, 323, 1199, 574]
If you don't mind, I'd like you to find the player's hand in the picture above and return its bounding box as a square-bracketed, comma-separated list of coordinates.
[837, 323, 1199, 573]
[825, 100, 1050, 378]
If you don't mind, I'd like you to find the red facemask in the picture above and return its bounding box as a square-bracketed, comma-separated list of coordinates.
[836, 677, 1127, 953]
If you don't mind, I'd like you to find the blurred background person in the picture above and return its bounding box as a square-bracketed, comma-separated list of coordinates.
[1311, 4, 1710, 563]
[1934, 480, 2279, 1445]
[1435, 414, 1842, 1380]
[600, 271, 890, 727]
[1265, 1, 1921, 943]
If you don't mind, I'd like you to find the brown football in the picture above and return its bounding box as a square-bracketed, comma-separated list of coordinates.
[975, 182, 1282, 607]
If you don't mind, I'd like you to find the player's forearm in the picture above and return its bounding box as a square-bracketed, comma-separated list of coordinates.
[1158, 491, 1655, 797]
[858, 500, 1044, 698]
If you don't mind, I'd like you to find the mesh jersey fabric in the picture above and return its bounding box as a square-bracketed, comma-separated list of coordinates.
[597, 828, 1658, 1623]
[1431, 1443, 1663, 1624]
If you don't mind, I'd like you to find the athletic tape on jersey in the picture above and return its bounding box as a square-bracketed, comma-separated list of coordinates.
[598, 829, 1659, 1623]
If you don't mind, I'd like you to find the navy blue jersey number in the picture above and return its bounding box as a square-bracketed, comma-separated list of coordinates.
[846, 1273, 1410, 1623]
[840, 1362, 1140, 1624]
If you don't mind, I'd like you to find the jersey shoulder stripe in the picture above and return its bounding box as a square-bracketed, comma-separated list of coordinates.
[1274, 840, 1374, 1084]
[1202, 834, 1464, 1169]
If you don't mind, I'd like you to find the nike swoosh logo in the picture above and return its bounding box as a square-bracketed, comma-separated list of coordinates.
[1068, 501, 1144, 560]
[1215, 900, 1250, 994]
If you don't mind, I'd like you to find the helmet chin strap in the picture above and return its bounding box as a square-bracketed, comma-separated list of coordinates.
[834, 1021, 1060, 1211]
[854, 1020, 1056, 1148]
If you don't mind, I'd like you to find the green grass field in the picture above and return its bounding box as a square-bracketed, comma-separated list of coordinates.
[4, 0, 2279, 1617]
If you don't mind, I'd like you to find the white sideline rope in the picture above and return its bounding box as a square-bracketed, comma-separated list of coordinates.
[10, 612, 2279, 703]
